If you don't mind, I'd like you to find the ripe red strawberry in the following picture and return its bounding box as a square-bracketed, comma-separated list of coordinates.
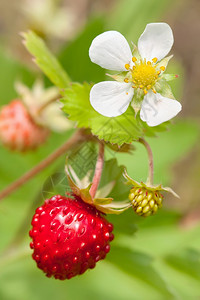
[0, 100, 49, 151]
[29, 194, 114, 280]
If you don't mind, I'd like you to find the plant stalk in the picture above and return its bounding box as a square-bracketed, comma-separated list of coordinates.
[139, 138, 154, 185]
[0, 129, 89, 201]
[90, 142, 105, 198]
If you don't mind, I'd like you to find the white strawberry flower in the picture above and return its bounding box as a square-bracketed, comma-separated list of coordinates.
[89, 23, 182, 127]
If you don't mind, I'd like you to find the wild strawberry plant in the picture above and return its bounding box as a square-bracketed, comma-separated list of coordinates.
[0, 11, 200, 300]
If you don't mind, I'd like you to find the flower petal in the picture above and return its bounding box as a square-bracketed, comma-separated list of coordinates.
[90, 81, 134, 117]
[138, 23, 174, 61]
[89, 31, 132, 71]
[140, 91, 182, 126]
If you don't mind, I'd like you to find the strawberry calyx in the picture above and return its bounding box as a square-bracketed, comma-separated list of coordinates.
[15, 80, 72, 132]
[65, 164, 131, 215]
[123, 169, 179, 217]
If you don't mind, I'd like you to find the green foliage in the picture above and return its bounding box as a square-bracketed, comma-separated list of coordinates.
[166, 248, 200, 280]
[61, 83, 168, 145]
[90, 107, 142, 145]
[106, 210, 200, 300]
[23, 31, 70, 89]
[68, 141, 130, 201]
[61, 82, 142, 145]
[0, 117, 199, 299]
[61, 83, 95, 128]
[108, 245, 174, 298]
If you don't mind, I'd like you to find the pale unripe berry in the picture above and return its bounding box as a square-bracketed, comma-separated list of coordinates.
[129, 187, 163, 217]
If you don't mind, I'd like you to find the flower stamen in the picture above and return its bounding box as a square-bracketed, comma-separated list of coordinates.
[128, 57, 160, 94]
[123, 56, 167, 95]
[125, 64, 130, 70]
[132, 57, 137, 63]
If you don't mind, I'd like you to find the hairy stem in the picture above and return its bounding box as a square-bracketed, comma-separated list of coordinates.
[90, 142, 105, 198]
[0, 129, 89, 201]
[139, 138, 154, 185]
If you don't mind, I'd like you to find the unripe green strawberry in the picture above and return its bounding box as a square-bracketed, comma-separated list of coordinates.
[129, 187, 163, 217]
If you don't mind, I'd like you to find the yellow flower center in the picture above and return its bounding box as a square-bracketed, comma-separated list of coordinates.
[124, 57, 166, 95]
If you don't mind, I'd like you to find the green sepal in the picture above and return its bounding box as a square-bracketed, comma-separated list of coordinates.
[78, 184, 94, 205]
[131, 44, 140, 60]
[123, 168, 179, 198]
[155, 78, 176, 99]
[94, 201, 132, 215]
[156, 55, 173, 72]
[131, 90, 144, 114]
[106, 71, 128, 83]
[162, 74, 179, 82]
[15, 80, 72, 132]
[65, 166, 93, 205]
[95, 181, 115, 198]
[93, 198, 113, 205]
[65, 161, 132, 214]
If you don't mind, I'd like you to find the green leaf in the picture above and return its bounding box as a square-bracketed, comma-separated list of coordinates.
[108, 245, 175, 298]
[61, 82, 171, 145]
[61, 82, 145, 145]
[165, 248, 200, 280]
[121, 212, 200, 300]
[91, 106, 142, 145]
[23, 31, 70, 89]
[61, 82, 95, 128]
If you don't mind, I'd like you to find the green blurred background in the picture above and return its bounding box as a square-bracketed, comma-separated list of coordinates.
[0, 0, 200, 299]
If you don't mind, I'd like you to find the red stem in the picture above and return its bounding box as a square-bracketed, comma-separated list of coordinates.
[90, 142, 105, 198]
